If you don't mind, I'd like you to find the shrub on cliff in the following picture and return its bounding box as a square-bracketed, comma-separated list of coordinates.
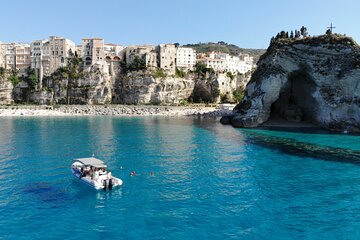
[24, 68, 38, 89]
[233, 88, 245, 103]
[175, 68, 186, 78]
[152, 68, 167, 78]
[194, 62, 215, 80]
[7, 69, 20, 86]
[124, 56, 147, 72]
[226, 71, 236, 81]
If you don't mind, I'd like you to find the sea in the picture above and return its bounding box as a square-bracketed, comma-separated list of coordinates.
[0, 116, 360, 239]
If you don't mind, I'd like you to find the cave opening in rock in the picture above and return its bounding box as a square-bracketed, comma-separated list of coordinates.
[269, 70, 318, 124]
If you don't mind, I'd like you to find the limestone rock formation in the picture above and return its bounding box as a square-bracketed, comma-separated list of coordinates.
[112, 71, 195, 104]
[0, 80, 14, 104]
[0, 61, 249, 106]
[226, 34, 360, 133]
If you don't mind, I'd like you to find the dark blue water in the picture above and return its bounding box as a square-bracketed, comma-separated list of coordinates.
[0, 116, 360, 239]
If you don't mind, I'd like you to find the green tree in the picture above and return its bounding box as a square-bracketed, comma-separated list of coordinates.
[300, 26, 308, 37]
[233, 88, 245, 103]
[195, 62, 207, 78]
[175, 68, 186, 78]
[226, 71, 236, 81]
[152, 68, 167, 78]
[7, 69, 20, 86]
[290, 30, 294, 39]
[279, 31, 287, 38]
[128, 56, 146, 71]
[26, 68, 38, 89]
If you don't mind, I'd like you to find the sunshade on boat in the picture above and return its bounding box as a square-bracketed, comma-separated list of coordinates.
[74, 158, 107, 168]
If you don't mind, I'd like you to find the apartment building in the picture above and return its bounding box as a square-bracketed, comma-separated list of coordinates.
[159, 44, 177, 72]
[0, 43, 31, 75]
[104, 43, 125, 61]
[176, 47, 196, 70]
[197, 51, 254, 74]
[82, 38, 104, 66]
[0, 43, 15, 69]
[31, 40, 49, 86]
[48, 36, 75, 73]
[125, 45, 158, 68]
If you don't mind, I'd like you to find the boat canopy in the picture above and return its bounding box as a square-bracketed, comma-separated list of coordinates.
[74, 157, 107, 168]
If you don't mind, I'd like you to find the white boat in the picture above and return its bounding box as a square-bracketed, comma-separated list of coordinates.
[71, 157, 123, 191]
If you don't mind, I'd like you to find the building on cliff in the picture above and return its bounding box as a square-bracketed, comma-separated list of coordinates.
[30, 36, 75, 88]
[48, 36, 75, 73]
[125, 45, 158, 69]
[196, 51, 254, 74]
[14, 44, 31, 76]
[104, 43, 125, 62]
[81, 38, 105, 66]
[176, 47, 196, 70]
[159, 44, 177, 73]
[0, 43, 31, 76]
[0, 43, 15, 69]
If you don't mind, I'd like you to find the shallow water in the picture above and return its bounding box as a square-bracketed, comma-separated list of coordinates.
[0, 116, 359, 239]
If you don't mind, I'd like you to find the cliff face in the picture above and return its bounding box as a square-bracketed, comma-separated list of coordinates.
[113, 72, 195, 104]
[0, 79, 13, 104]
[227, 35, 360, 132]
[0, 64, 245, 105]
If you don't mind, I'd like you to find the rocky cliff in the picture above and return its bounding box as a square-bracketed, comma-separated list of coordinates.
[0, 63, 246, 106]
[112, 71, 196, 105]
[223, 34, 360, 133]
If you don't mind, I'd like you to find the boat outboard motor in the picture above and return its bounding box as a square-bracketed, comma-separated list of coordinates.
[108, 178, 113, 191]
[103, 180, 107, 191]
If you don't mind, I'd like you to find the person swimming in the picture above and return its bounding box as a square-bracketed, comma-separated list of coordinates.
[130, 171, 136, 176]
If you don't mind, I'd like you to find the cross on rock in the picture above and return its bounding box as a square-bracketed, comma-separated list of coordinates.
[327, 23, 336, 34]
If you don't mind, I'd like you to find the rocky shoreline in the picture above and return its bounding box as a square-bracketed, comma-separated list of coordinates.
[0, 105, 234, 118]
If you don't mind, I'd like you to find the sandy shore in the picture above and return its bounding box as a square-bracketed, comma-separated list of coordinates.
[0, 105, 234, 117]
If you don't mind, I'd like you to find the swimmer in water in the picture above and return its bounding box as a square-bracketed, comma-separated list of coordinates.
[130, 171, 136, 176]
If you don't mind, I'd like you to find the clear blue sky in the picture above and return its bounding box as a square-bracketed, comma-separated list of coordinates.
[1, 0, 359, 48]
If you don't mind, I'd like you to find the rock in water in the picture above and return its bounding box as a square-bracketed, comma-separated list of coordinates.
[230, 34, 360, 133]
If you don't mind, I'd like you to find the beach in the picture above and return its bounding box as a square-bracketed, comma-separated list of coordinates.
[0, 105, 234, 117]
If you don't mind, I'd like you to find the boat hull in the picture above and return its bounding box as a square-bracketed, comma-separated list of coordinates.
[71, 169, 122, 190]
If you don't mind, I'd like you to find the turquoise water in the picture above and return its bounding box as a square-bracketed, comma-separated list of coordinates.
[1, 117, 360, 239]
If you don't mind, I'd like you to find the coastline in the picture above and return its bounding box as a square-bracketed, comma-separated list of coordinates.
[0, 105, 233, 117]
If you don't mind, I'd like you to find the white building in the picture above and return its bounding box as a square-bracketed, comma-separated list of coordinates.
[29, 36, 75, 88]
[0, 43, 16, 69]
[197, 51, 253, 74]
[31, 39, 50, 87]
[176, 47, 196, 70]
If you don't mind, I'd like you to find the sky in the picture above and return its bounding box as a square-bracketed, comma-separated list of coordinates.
[1, 0, 359, 49]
